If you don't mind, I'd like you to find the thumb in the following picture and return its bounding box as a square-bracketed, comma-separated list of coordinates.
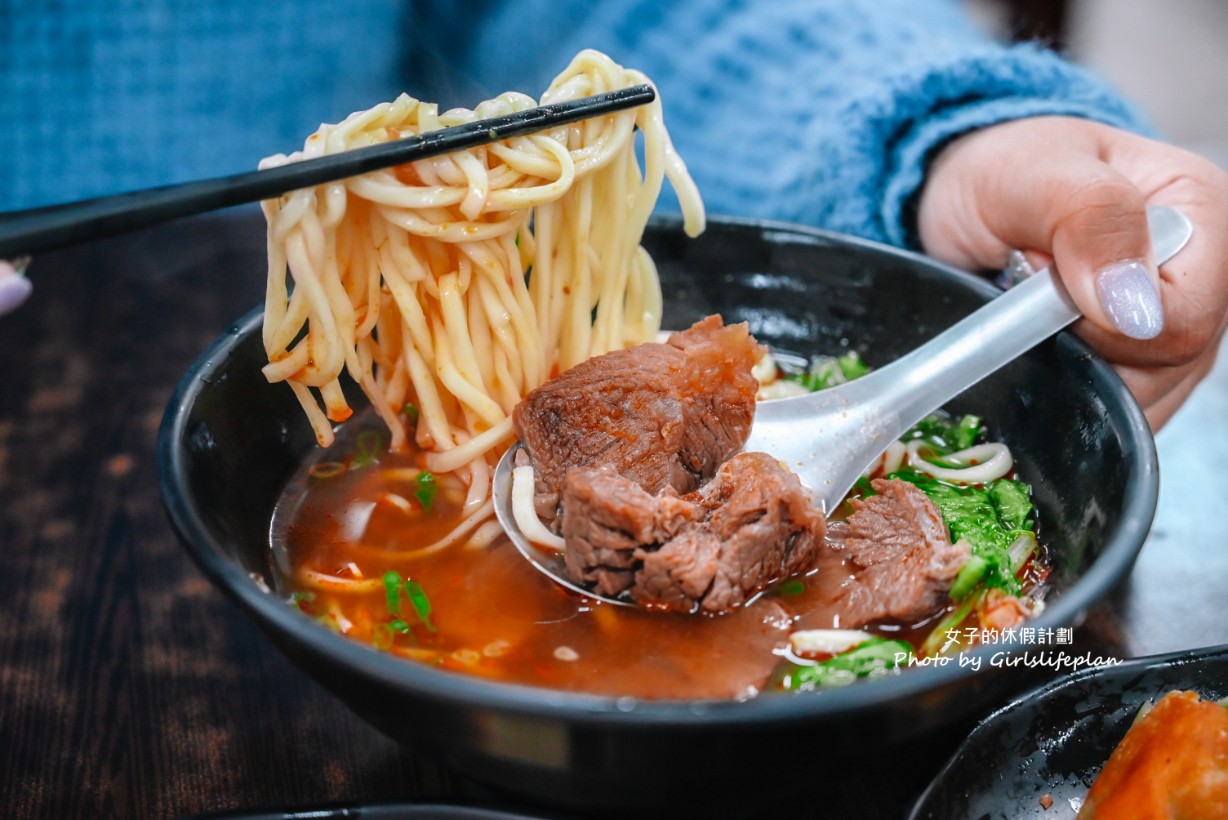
[920, 119, 1163, 341]
[1043, 170, 1163, 340]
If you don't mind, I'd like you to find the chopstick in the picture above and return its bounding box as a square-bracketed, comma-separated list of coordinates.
[0, 84, 656, 259]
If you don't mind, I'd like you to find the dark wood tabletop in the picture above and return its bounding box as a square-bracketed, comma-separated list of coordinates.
[2, 209, 1226, 819]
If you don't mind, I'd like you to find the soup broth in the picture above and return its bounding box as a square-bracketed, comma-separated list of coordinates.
[272, 410, 1048, 700]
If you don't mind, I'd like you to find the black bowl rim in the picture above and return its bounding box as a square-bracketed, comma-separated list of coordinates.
[156, 214, 1159, 728]
[906, 642, 1228, 819]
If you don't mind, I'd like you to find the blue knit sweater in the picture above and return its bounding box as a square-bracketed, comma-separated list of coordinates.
[0, 0, 1147, 249]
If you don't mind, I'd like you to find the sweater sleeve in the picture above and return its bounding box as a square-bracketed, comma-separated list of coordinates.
[0, 2, 413, 211]
[424, 0, 1150, 248]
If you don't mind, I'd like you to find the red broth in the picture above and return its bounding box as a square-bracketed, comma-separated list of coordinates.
[271, 415, 1047, 699]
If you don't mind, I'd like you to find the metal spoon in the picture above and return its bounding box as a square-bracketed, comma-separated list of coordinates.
[493, 205, 1193, 604]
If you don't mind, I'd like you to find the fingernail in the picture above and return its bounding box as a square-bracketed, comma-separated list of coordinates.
[0, 271, 32, 316]
[1095, 260, 1163, 340]
[997, 250, 1036, 289]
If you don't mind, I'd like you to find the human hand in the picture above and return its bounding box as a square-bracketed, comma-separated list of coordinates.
[916, 115, 1228, 429]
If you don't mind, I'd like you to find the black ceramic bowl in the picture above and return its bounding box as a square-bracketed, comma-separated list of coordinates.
[909, 644, 1228, 819]
[158, 216, 1157, 814]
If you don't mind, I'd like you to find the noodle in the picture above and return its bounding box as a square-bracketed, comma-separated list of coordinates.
[260, 50, 704, 547]
[511, 465, 566, 550]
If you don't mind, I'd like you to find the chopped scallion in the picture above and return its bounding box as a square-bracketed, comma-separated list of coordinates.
[307, 461, 347, 480]
[384, 570, 403, 616]
[405, 580, 436, 632]
[414, 471, 438, 510]
[381, 570, 436, 633]
[352, 430, 383, 469]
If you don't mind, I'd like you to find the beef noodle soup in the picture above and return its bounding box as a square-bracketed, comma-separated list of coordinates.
[260, 51, 1048, 700]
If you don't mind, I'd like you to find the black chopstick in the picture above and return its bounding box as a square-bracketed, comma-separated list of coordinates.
[0, 84, 656, 259]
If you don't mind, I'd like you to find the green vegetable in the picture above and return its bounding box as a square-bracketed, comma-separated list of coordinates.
[989, 479, 1034, 531]
[919, 593, 980, 657]
[1006, 531, 1038, 571]
[352, 430, 383, 469]
[835, 351, 870, 381]
[382, 570, 436, 635]
[414, 471, 438, 510]
[905, 413, 983, 453]
[948, 555, 988, 601]
[853, 475, 875, 498]
[889, 468, 1035, 596]
[784, 351, 870, 392]
[403, 403, 420, 425]
[773, 348, 1038, 640]
[919, 532, 1038, 656]
[383, 571, 403, 616]
[405, 579, 436, 632]
[952, 414, 983, 450]
[776, 638, 912, 691]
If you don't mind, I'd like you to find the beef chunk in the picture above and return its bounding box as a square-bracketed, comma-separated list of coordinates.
[562, 452, 827, 613]
[560, 466, 702, 597]
[816, 478, 969, 627]
[513, 315, 761, 525]
[638, 453, 828, 613]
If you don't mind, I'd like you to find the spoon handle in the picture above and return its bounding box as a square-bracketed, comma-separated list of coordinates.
[848, 264, 1080, 434]
[751, 205, 1192, 513]
[850, 203, 1191, 438]
[734, 265, 1084, 513]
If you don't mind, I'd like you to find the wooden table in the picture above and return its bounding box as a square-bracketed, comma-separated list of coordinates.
[2, 210, 1225, 819]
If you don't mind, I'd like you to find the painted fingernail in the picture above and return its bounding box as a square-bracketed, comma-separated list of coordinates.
[1095, 260, 1163, 340]
[0, 270, 32, 316]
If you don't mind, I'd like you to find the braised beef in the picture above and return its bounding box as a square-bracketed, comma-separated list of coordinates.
[811, 478, 969, 627]
[512, 314, 761, 526]
[513, 316, 969, 622]
[561, 453, 827, 613]
[560, 466, 702, 598]
[637, 453, 828, 612]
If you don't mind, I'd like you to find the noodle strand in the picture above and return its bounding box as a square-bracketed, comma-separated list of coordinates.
[262, 50, 704, 542]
